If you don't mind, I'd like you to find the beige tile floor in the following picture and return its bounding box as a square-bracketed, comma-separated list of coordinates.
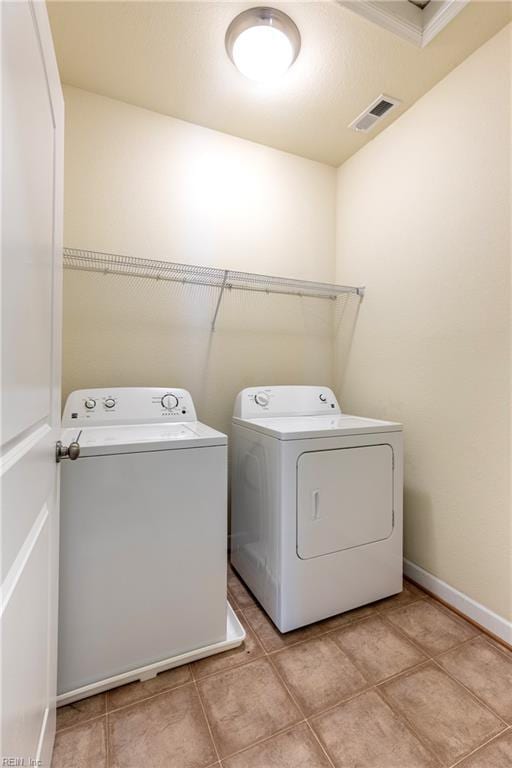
[52, 569, 512, 768]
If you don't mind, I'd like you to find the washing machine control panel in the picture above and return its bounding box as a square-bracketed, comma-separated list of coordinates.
[62, 388, 197, 426]
[233, 386, 341, 419]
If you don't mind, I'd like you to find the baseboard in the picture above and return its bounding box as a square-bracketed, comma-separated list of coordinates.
[403, 559, 512, 647]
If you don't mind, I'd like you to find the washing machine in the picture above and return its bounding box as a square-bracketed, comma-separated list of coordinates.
[58, 387, 244, 705]
[230, 385, 403, 632]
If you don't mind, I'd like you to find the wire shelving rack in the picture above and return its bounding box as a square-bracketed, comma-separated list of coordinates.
[63, 248, 365, 330]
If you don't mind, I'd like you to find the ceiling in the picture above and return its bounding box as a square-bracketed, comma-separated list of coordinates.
[47, 1, 511, 166]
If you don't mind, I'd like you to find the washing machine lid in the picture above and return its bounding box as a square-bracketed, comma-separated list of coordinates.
[232, 414, 402, 440]
[62, 421, 227, 457]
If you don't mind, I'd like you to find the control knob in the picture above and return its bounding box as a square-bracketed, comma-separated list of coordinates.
[319, 394, 327, 402]
[104, 398, 116, 409]
[254, 392, 269, 407]
[161, 393, 179, 410]
[84, 399, 96, 410]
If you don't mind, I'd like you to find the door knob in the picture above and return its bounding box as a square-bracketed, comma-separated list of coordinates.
[56, 440, 80, 463]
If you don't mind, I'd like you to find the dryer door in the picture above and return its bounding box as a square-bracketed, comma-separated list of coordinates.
[297, 445, 393, 559]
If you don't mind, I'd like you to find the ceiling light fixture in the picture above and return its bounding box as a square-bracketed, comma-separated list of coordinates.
[225, 7, 301, 83]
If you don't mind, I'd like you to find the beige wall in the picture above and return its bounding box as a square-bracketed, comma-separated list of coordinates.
[63, 85, 336, 280]
[62, 86, 337, 434]
[335, 25, 511, 620]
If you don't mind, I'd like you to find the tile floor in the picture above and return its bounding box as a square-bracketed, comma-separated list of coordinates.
[52, 569, 512, 768]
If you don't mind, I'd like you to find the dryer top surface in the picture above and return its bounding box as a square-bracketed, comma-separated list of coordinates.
[233, 413, 402, 440]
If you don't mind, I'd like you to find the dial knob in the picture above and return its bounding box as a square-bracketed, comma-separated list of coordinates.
[319, 394, 327, 402]
[161, 393, 179, 410]
[84, 399, 96, 410]
[254, 392, 269, 407]
[104, 398, 116, 409]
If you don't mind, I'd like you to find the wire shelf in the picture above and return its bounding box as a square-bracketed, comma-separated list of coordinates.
[63, 248, 365, 329]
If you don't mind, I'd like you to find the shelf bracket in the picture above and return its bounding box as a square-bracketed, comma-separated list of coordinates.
[211, 270, 229, 331]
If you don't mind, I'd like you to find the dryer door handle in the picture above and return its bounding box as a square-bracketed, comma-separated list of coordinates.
[312, 489, 320, 520]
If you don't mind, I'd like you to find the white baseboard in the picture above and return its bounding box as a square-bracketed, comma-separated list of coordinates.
[403, 559, 512, 646]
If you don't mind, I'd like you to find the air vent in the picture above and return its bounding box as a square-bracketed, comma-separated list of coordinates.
[349, 94, 401, 133]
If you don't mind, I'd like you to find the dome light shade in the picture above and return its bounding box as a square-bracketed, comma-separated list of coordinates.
[225, 8, 301, 82]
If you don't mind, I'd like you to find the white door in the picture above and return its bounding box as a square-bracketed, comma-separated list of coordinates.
[297, 445, 394, 559]
[1, 1, 63, 765]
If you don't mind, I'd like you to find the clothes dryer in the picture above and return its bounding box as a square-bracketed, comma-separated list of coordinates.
[231, 386, 403, 631]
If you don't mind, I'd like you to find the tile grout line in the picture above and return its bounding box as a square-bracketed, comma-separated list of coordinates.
[481, 634, 512, 661]
[375, 686, 446, 767]
[326, 615, 430, 677]
[374, 681, 451, 767]
[286, 663, 444, 768]
[219, 719, 308, 765]
[304, 720, 337, 768]
[405, 577, 512, 653]
[264, 648, 336, 768]
[433, 634, 490, 665]
[378, 606, 480, 662]
[242, 605, 385, 655]
[370, 658, 431, 688]
[105, 678, 195, 717]
[383, 595, 469, 627]
[394, 582, 512, 755]
[447, 725, 512, 768]
[55, 711, 107, 735]
[238, 580, 429, 654]
[105, 711, 110, 768]
[264, 647, 307, 716]
[379, 606, 499, 702]
[234, 571, 445, 765]
[266, 633, 428, 723]
[193, 678, 223, 766]
[300, 661, 430, 729]
[430, 633, 486, 659]
[192, 648, 263, 681]
[375, 595, 427, 616]
[250, 612, 432, 719]
[237, 581, 462, 764]
[294, 683, 374, 724]
[430, 655, 510, 728]
[376, 664, 508, 768]
[378, 606, 438, 659]
[366, 629, 485, 768]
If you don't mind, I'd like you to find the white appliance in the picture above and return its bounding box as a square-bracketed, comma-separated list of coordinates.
[231, 386, 403, 632]
[58, 387, 244, 705]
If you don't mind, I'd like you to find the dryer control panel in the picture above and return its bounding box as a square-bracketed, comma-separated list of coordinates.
[233, 386, 340, 419]
[62, 388, 197, 426]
